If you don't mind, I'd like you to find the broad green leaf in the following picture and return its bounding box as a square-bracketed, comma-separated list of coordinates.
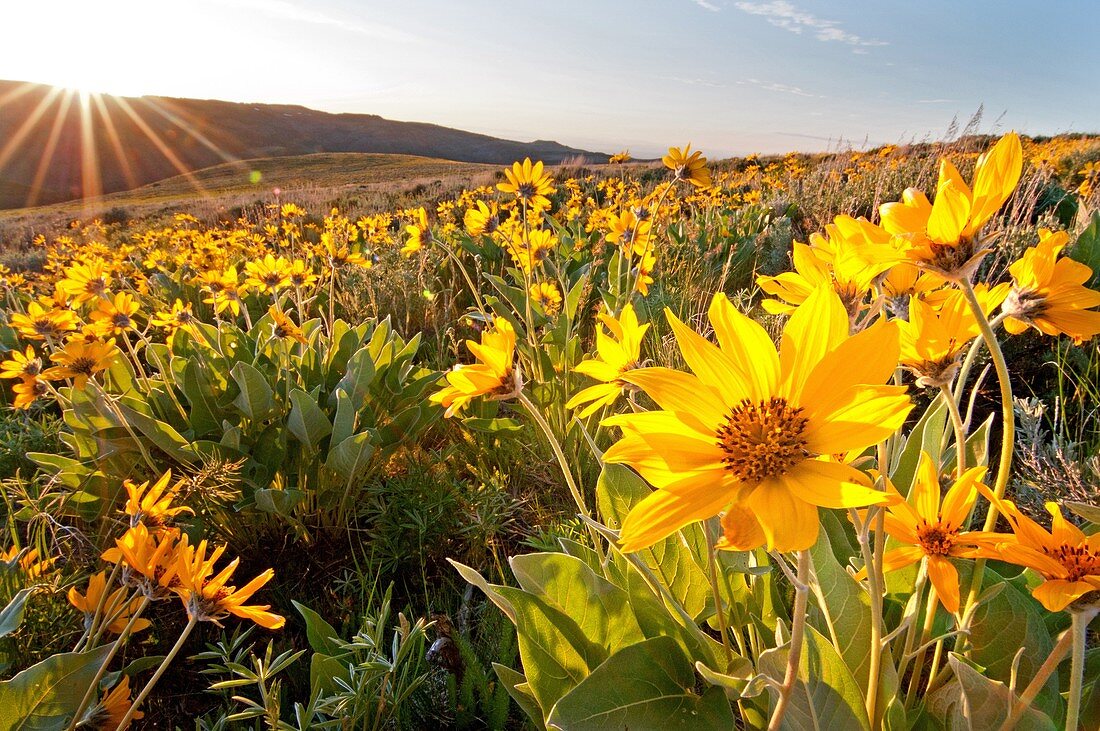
[0, 644, 115, 730]
[181, 357, 221, 437]
[0, 588, 35, 639]
[758, 626, 871, 731]
[287, 389, 332, 451]
[494, 663, 547, 731]
[253, 488, 305, 516]
[496, 586, 606, 718]
[967, 568, 1059, 717]
[510, 553, 644, 654]
[324, 431, 375, 482]
[892, 397, 947, 493]
[1070, 210, 1100, 288]
[447, 559, 515, 622]
[330, 389, 356, 445]
[925, 654, 1057, 730]
[547, 636, 735, 731]
[334, 346, 377, 408]
[230, 362, 276, 421]
[595, 464, 710, 619]
[292, 601, 345, 656]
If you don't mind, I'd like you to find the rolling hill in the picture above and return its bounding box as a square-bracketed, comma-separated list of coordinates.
[0, 79, 608, 210]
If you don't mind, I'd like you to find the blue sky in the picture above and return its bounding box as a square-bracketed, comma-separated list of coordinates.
[3, 0, 1098, 158]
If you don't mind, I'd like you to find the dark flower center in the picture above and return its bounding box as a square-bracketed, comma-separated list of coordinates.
[716, 397, 810, 482]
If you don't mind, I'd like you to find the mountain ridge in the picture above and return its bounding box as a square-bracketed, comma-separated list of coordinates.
[0, 80, 609, 209]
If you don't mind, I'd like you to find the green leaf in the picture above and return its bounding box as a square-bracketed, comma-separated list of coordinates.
[253, 488, 305, 516]
[1069, 210, 1100, 289]
[0, 588, 35, 639]
[181, 357, 221, 437]
[494, 663, 547, 731]
[966, 568, 1058, 717]
[595, 465, 710, 619]
[334, 346, 377, 408]
[925, 654, 1057, 730]
[1065, 500, 1100, 527]
[330, 389, 356, 445]
[0, 644, 115, 730]
[892, 397, 947, 493]
[510, 553, 644, 654]
[230, 362, 276, 421]
[292, 601, 345, 656]
[758, 626, 871, 731]
[287, 389, 332, 451]
[547, 636, 735, 731]
[324, 431, 375, 482]
[495, 586, 606, 718]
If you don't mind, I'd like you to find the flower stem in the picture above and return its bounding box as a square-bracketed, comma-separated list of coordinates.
[1066, 607, 1098, 731]
[516, 391, 597, 547]
[905, 576, 939, 706]
[705, 523, 734, 667]
[768, 550, 810, 731]
[957, 279, 1014, 625]
[940, 384, 968, 477]
[68, 595, 151, 731]
[994, 619, 1077, 731]
[114, 615, 198, 731]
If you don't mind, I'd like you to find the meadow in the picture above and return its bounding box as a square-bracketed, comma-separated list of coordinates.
[0, 129, 1098, 729]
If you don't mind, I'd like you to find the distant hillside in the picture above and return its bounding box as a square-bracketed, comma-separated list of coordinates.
[0, 80, 608, 209]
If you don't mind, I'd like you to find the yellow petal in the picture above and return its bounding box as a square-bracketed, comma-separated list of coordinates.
[911, 452, 942, 524]
[1031, 579, 1094, 613]
[966, 132, 1022, 236]
[778, 287, 849, 403]
[664, 309, 752, 405]
[927, 179, 971, 245]
[619, 472, 736, 552]
[802, 385, 911, 456]
[927, 555, 961, 613]
[618, 367, 726, 433]
[783, 459, 887, 509]
[717, 502, 767, 551]
[743, 479, 819, 552]
[707, 293, 779, 401]
[940, 466, 987, 529]
[799, 318, 901, 420]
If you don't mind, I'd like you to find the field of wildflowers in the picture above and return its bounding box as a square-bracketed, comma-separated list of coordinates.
[0, 132, 1098, 729]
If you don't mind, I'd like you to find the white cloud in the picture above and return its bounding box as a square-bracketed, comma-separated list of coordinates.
[733, 1, 886, 50]
[738, 78, 824, 98]
[691, 0, 721, 11]
[916, 98, 957, 104]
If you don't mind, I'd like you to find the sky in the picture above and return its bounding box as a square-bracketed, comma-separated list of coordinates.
[2, 0, 1098, 159]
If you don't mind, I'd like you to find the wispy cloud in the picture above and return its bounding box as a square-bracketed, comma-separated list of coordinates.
[667, 75, 824, 98]
[916, 98, 957, 104]
[738, 78, 824, 98]
[217, 0, 421, 43]
[733, 1, 886, 51]
[690, 0, 721, 11]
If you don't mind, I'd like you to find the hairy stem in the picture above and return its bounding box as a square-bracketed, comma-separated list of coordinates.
[768, 550, 810, 731]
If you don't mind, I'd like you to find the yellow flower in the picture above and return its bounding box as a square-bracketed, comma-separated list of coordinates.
[976, 496, 1099, 612]
[529, 281, 562, 316]
[464, 200, 500, 237]
[44, 339, 118, 389]
[609, 151, 632, 164]
[430, 319, 517, 418]
[287, 259, 319, 290]
[880, 132, 1022, 278]
[566, 304, 649, 418]
[150, 299, 197, 338]
[200, 265, 246, 317]
[497, 158, 555, 211]
[124, 470, 191, 528]
[86, 676, 142, 729]
[898, 292, 980, 388]
[662, 144, 711, 188]
[758, 216, 901, 318]
[604, 287, 911, 552]
[269, 306, 308, 344]
[11, 375, 49, 409]
[856, 453, 991, 613]
[102, 524, 183, 598]
[1, 545, 55, 578]
[244, 254, 293, 294]
[10, 301, 79, 341]
[0, 346, 43, 380]
[58, 260, 112, 304]
[1002, 229, 1100, 344]
[634, 248, 656, 296]
[402, 207, 430, 257]
[88, 292, 140, 337]
[504, 228, 557, 274]
[174, 538, 285, 629]
[606, 209, 653, 256]
[68, 571, 151, 634]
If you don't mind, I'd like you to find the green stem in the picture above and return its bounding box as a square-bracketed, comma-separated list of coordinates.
[905, 575, 939, 706]
[1066, 607, 1098, 731]
[940, 384, 968, 477]
[995, 619, 1078, 731]
[114, 615, 198, 731]
[516, 391, 597, 548]
[68, 595, 151, 731]
[705, 524, 735, 667]
[957, 279, 1014, 623]
[768, 550, 810, 731]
